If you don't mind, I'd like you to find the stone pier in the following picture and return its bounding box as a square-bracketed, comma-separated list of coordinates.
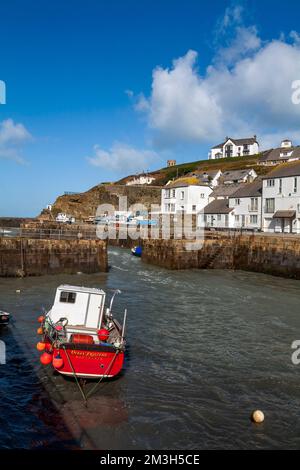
[0, 238, 107, 277]
[141, 233, 300, 279]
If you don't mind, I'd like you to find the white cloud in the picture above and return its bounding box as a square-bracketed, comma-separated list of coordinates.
[0, 119, 32, 164]
[87, 142, 161, 174]
[135, 13, 300, 150]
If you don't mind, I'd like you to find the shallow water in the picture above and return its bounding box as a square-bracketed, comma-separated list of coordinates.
[1, 247, 300, 449]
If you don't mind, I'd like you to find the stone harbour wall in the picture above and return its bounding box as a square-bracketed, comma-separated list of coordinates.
[0, 238, 108, 277]
[141, 233, 300, 279]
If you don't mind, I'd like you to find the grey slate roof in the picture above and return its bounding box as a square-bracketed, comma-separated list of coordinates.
[211, 183, 245, 198]
[212, 137, 257, 149]
[203, 199, 234, 214]
[221, 169, 254, 182]
[229, 178, 262, 198]
[262, 160, 300, 179]
[259, 146, 300, 163]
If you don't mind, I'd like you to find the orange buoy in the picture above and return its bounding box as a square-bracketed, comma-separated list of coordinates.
[37, 315, 45, 323]
[36, 341, 46, 351]
[40, 351, 53, 365]
[52, 353, 64, 369]
[37, 327, 44, 335]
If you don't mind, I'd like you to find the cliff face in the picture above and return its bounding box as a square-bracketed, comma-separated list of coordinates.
[40, 184, 162, 221]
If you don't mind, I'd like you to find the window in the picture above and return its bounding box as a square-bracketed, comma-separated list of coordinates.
[180, 191, 184, 200]
[250, 215, 258, 224]
[279, 179, 282, 194]
[171, 204, 175, 212]
[235, 198, 240, 205]
[250, 197, 258, 211]
[265, 198, 275, 213]
[294, 178, 297, 193]
[172, 189, 176, 197]
[192, 205, 196, 211]
[200, 193, 205, 198]
[164, 204, 168, 212]
[235, 215, 239, 222]
[267, 179, 275, 187]
[225, 144, 233, 157]
[217, 214, 221, 221]
[60, 291, 76, 303]
[165, 189, 170, 198]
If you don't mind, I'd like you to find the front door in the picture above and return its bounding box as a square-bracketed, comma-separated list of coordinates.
[242, 215, 245, 227]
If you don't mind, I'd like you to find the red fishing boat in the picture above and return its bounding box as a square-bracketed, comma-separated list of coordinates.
[37, 285, 126, 380]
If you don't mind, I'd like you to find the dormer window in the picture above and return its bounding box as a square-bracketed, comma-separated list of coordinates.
[60, 291, 76, 303]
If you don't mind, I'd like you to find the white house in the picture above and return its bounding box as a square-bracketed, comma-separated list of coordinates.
[190, 169, 222, 187]
[220, 168, 257, 185]
[126, 174, 156, 185]
[161, 182, 213, 214]
[262, 162, 300, 233]
[228, 179, 262, 230]
[259, 139, 300, 166]
[199, 199, 235, 229]
[209, 136, 259, 160]
[200, 180, 262, 230]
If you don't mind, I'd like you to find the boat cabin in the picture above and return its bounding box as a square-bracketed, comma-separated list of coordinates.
[48, 285, 107, 341]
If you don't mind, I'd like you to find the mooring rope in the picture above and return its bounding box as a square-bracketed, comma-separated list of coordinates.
[85, 350, 119, 399]
[62, 344, 88, 406]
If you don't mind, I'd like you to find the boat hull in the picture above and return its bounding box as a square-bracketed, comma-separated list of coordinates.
[45, 341, 124, 379]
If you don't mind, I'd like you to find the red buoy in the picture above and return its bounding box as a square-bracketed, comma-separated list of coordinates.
[36, 341, 46, 351]
[40, 352, 53, 365]
[37, 315, 45, 323]
[97, 328, 109, 342]
[52, 353, 64, 369]
[37, 327, 44, 335]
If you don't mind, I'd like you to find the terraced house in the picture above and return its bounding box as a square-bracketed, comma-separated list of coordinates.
[262, 162, 300, 233]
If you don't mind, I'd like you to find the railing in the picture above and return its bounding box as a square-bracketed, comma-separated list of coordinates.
[0, 227, 99, 240]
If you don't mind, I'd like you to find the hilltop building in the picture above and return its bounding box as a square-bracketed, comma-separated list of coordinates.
[259, 139, 300, 166]
[209, 136, 259, 160]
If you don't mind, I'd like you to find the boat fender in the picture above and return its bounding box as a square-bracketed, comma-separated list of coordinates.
[97, 328, 109, 342]
[52, 353, 64, 369]
[40, 351, 53, 365]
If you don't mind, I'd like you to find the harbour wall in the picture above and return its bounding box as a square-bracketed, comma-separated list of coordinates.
[141, 233, 300, 279]
[0, 238, 108, 277]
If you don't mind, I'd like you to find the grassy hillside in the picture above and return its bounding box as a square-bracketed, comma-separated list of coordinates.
[119, 153, 270, 186]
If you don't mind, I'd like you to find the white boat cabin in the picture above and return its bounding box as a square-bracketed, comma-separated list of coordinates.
[48, 285, 106, 338]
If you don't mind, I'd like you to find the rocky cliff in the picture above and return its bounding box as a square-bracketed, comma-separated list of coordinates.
[40, 184, 162, 221]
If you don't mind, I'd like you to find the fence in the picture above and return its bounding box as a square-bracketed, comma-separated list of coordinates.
[0, 227, 99, 240]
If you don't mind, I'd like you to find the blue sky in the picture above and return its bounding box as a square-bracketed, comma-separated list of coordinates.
[1, 0, 300, 216]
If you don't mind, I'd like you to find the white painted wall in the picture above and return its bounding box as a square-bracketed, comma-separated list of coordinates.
[228, 196, 262, 230]
[161, 185, 213, 214]
[199, 211, 235, 228]
[262, 176, 300, 233]
[209, 139, 259, 160]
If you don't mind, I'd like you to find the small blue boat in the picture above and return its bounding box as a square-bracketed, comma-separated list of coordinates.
[131, 246, 142, 257]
